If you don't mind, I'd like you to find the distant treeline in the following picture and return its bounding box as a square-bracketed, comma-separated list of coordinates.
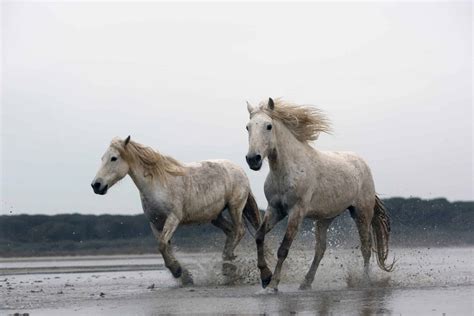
[0, 197, 472, 257]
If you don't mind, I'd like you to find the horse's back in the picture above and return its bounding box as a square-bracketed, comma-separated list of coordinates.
[182, 160, 236, 194]
[189, 159, 249, 183]
[319, 150, 373, 179]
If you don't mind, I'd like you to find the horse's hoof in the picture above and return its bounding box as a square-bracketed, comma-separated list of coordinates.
[171, 266, 183, 278]
[180, 269, 194, 287]
[261, 275, 272, 288]
[223, 254, 237, 261]
[222, 262, 237, 277]
[223, 261, 236, 269]
[181, 278, 194, 287]
[299, 282, 312, 290]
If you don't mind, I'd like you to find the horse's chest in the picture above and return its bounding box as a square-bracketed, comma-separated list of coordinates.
[140, 193, 174, 225]
[266, 181, 299, 212]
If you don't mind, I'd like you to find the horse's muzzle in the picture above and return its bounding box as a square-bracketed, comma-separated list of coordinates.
[91, 180, 108, 195]
[246, 154, 262, 171]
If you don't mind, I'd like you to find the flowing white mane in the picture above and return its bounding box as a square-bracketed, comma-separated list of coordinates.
[256, 98, 332, 143]
[111, 139, 184, 181]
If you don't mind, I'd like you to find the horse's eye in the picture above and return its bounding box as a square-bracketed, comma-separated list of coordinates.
[266, 124, 272, 130]
[246, 125, 249, 131]
[111, 157, 118, 162]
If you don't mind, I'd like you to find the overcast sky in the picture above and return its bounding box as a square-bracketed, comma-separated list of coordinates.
[1, 2, 472, 215]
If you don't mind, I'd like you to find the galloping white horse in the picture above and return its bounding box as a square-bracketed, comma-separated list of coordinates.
[91, 136, 261, 286]
[245, 98, 393, 292]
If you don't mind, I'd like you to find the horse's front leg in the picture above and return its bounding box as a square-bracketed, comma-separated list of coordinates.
[266, 206, 304, 292]
[256, 207, 286, 288]
[150, 214, 193, 286]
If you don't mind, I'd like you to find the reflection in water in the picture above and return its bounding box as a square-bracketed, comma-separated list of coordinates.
[357, 289, 392, 316]
[252, 286, 392, 315]
[277, 294, 299, 314]
[315, 292, 332, 315]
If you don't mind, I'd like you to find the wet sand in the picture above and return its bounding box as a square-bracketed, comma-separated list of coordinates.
[1, 247, 473, 315]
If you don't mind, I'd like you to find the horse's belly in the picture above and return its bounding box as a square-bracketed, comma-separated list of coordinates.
[306, 205, 346, 219]
[306, 193, 354, 219]
[181, 201, 226, 224]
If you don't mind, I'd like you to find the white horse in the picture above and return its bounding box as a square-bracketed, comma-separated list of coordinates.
[245, 98, 393, 292]
[91, 136, 261, 286]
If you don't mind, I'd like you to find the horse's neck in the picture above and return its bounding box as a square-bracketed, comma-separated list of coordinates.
[128, 163, 165, 197]
[269, 122, 316, 175]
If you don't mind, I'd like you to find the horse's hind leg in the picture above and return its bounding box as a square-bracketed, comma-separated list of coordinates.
[150, 214, 193, 286]
[349, 206, 373, 281]
[299, 218, 334, 290]
[211, 213, 236, 261]
[226, 199, 247, 259]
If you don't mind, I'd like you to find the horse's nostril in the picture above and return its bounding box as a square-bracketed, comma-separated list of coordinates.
[93, 182, 101, 190]
[255, 155, 262, 162]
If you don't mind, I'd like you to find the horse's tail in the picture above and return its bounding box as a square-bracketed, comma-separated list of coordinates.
[242, 192, 262, 236]
[371, 195, 395, 272]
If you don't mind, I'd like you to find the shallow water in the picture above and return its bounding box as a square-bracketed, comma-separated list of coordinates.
[1, 247, 473, 315]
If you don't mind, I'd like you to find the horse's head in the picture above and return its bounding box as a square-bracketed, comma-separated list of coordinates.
[91, 136, 131, 195]
[245, 98, 276, 171]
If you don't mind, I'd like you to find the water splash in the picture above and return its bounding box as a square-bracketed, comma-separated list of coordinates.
[190, 253, 261, 286]
[181, 241, 472, 290]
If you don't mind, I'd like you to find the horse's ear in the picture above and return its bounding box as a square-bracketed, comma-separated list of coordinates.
[268, 97, 275, 110]
[246, 101, 255, 115]
[124, 135, 131, 146]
